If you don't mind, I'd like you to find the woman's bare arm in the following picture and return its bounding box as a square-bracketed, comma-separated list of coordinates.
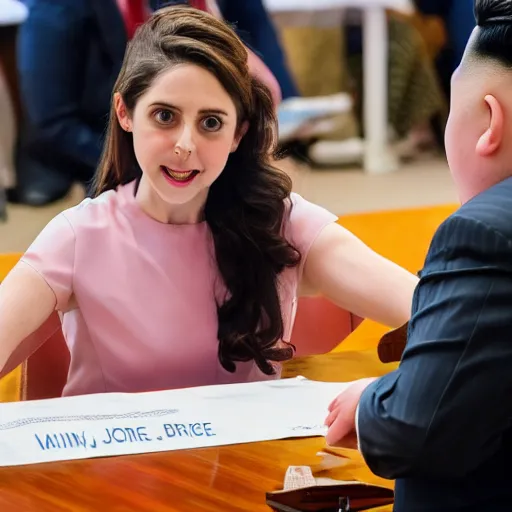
[0, 262, 56, 373]
[302, 223, 418, 328]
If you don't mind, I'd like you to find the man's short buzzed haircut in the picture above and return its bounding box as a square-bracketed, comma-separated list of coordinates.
[472, 0, 512, 66]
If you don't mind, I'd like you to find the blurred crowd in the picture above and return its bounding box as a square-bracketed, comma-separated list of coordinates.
[0, 0, 473, 212]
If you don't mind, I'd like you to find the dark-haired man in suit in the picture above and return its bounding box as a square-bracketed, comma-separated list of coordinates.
[325, 1, 512, 510]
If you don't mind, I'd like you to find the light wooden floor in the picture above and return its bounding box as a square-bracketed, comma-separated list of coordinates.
[0, 155, 457, 254]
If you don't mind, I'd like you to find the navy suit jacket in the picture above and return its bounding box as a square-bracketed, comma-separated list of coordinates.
[358, 176, 512, 511]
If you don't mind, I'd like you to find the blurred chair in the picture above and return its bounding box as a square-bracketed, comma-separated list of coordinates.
[290, 296, 362, 356]
[2, 312, 69, 401]
[16, 312, 69, 401]
[378, 321, 408, 363]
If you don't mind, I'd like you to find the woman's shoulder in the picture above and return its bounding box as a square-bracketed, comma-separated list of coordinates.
[282, 192, 338, 254]
[286, 191, 336, 216]
[61, 182, 132, 230]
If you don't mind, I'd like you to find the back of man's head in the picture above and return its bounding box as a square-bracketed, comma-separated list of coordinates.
[444, 0, 512, 204]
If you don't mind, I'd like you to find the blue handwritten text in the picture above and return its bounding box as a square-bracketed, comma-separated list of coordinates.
[35, 431, 97, 450]
[102, 426, 152, 445]
[164, 422, 215, 438]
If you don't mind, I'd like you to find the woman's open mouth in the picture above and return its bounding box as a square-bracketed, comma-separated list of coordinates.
[160, 166, 200, 185]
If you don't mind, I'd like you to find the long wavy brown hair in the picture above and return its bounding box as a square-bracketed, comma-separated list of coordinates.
[94, 6, 301, 375]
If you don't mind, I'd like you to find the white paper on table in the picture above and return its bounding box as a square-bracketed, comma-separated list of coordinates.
[0, 377, 349, 467]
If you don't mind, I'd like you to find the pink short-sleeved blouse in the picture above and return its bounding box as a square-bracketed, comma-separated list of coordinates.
[19, 180, 337, 396]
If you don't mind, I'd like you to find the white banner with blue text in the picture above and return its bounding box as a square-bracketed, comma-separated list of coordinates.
[0, 377, 349, 467]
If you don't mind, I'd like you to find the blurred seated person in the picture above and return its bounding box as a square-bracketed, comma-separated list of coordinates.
[345, 8, 447, 156]
[215, 0, 299, 102]
[12, 0, 293, 206]
[11, 0, 145, 206]
[165, 0, 299, 106]
[0, 0, 28, 218]
[0, 67, 16, 220]
[278, 9, 446, 166]
[414, 0, 475, 98]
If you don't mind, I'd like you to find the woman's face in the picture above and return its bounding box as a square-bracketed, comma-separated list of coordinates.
[116, 63, 245, 223]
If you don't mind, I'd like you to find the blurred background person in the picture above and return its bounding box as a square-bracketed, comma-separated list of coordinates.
[0, 0, 27, 218]
[10, 0, 149, 206]
[345, 8, 447, 157]
[415, 0, 475, 100]
[279, 6, 447, 165]
[9, 0, 301, 206]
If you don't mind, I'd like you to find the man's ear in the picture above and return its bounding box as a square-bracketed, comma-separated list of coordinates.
[114, 92, 132, 132]
[476, 94, 503, 157]
[231, 121, 249, 152]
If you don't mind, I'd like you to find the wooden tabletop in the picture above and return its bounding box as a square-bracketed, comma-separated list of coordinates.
[0, 350, 398, 512]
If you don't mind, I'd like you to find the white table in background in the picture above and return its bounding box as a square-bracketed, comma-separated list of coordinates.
[264, 0, 414, 174]
[0, 0, 28, 26]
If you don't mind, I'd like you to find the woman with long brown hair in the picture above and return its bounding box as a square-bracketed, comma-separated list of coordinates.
[0, 6, 417, 396]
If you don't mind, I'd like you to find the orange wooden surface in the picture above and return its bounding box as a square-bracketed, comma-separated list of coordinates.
[0, 253, 20, 279]
[338, 204, 456, 275]
[0, 349, 397, 512]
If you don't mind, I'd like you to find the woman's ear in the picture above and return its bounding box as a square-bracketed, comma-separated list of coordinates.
[231, 121, 249, 152]
[114, 92, 132, 132]
[476, 94, 503, 157]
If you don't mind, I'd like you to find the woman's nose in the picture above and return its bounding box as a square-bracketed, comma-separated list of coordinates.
[174, 124, 195, 156]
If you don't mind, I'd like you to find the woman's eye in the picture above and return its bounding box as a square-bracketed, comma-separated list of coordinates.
[155, 110, 173, 124]
[202, 116, 222, 132]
